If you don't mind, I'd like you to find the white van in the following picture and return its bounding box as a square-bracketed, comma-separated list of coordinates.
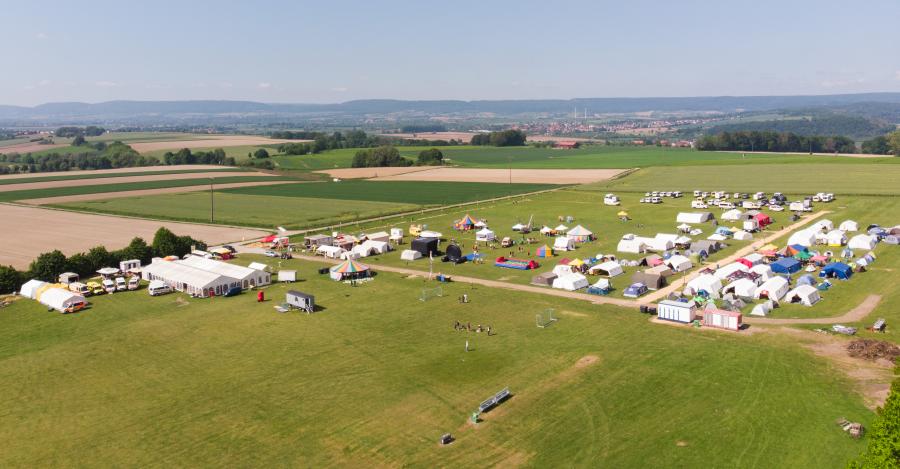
[148, 280, 172, 296]
[603, 194, 621, 206]
[115, 277, 127, 292]
[68, 282, 91, 296]
[102, 279, 116, 294]
[691, 200, 708, 209]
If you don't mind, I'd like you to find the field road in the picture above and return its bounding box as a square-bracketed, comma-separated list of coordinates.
[19, 180, 297, 205]
[639, 210, 831, 304]
[743, 294, 882, 325]
[0, 171, 274, 193]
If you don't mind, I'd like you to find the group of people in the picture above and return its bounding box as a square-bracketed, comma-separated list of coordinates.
[454, 321, 493, 335]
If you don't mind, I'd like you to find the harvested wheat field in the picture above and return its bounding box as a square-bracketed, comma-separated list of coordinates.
[0, 141, 68, 154]
[130, 136, 304, 153]
[313, 166, 433, 179]
[0, 204, 268, 269]
[379, 132, 597, 143]
[341, 167, 625, 184]
[20, 181, 297, 205]
[0, 165, 233, 181]
[0, 171, 274, 193]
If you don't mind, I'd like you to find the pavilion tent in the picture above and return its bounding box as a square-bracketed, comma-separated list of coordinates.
[839, 220, 859, 232]
[750, 264, 774, 281]
[142, 260, 239, 298]
[329, 259, 370, 281]
[714, 262, 750, 280]
[539, 226, 553, 235]
[848, 234, 877, 250]
[554, 236, 575, 251]
[566, 225, 594, 242]
[723, 278, 757, 298]
[788, 230, 817, 247]
[588, 261, 624, 277]
[665, 255, 693, 272]
[554, 224, 569, 232]
[455, 214, 477, 230]
[180, 256, 271, 288]
[784, 285, 821, 306]
[826, 230, 847, 246]
[644, 237, 674, 252]
[316, 245, 346, 259]
[552, 273, 589, 291]
[754, 276, 790, 301]
[812, 219, 834, 232]
[771, 257, 802, 274]
[686, 274, 723, 299]
[475, 228, 496, 242]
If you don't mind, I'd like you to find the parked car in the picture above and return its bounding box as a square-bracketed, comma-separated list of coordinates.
[719, 202, 735, 209]
[650, 197, 662, 204]
[148, 280, 172, 296]
[264, 250, 279, 257]
[623, 283, 649, 298]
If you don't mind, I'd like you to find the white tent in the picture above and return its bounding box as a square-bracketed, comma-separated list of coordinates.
[617, 237, 646, 254]
[811, 219, 834, 232]
[665, 255, 693, 272]
[686, 274, 723, 299]
[248, 262, 269, 272]
[714, 262, 749, 280]
[39, 288, 86, 312]
[142, 260, 239, 298]
[722, 209, 743, 221]
[742, 220, 758, 232]
[750, 264, 773, 280]
[784, 285, 821, 306]
[751, 301, 774, 316]
[723, 278, 757, 297]
[676, 212, 714, 224]
[475, 228, 496, 242]
[787, 230, 817, 247]
[362, 239, 391, 254]
[554, 224, 569, 232]
[539, 226, 553, 235]
[400, 249, 422, 261]
[554, 236, 575, 251]
[180, 256, 271, 288]
[316, 245, 346, 259]
[743, 253, 764, 266]
[826, 230, 847, 246]
[552, 264, 574, 276]
[589, 261, 623, 277]
[733, 230, 753, 241]
[707, 233, 728, 241]
[754, 276, 789, 301]
[351, 244, 376, 258]
[644, 236, 674, 252]
[511, 223, 525, 231]
[566, 225, 593, 242]
[552, 273, 589, 291]
[19, 279, 47, 299]
[839, 220, 859, 232]
[677, 223, 692, 232]
[420, 230, 443, 239]
[364, 231, 390, 243]
[339, 250, 361, 260]
[848, 234, 877, 250]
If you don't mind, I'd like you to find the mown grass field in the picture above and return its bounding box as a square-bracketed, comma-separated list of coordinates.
[0, 257, 870, 467]
[57, 192, 420, 229]
[222, 180, 558, 204]
[0, 176, 294, 203]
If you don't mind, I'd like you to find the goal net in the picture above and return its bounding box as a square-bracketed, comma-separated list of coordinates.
[419, 286, 443, 302]
[536, 308, 557, 328]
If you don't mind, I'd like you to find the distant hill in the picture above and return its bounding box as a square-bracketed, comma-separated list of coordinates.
[2, 93, 900, 123]
[706, 114, 895, 140]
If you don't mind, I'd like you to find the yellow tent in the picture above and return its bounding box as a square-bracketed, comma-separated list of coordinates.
[617, 211, 629, 217]
[758, 243, 778, 252]
[568, 258, 585, 267]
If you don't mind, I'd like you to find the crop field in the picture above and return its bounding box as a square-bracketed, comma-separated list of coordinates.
[56, 192, 421, 229]
[0, 257, 870, 467]
[0, 167, 244, 186]
[590, 164, 900, 195]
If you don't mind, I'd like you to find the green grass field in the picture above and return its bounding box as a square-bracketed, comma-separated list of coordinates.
[0, 167, 244, 186]
[0, 258, 870, 467]
[0, 176, 294, 203]
[56, 192, 420, 229]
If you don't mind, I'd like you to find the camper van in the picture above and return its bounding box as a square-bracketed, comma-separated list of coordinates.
[127, 276, 140, 290]
[603, 194, 621, 206]
[718, 202, 736, 210]
[102, 279, 116, 294]
[86, 281, 105, 295]
[148, 280, 172, 296]
[68, 282, 91, 296]
[691, 200, 708, 209]
[115, 277, 127, 292]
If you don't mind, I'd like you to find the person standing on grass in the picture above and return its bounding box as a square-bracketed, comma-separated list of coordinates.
[465, 340, 469, 352]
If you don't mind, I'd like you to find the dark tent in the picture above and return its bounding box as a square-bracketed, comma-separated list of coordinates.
[531, 272, 557, 286]
[631, 271, 667, 290]
[411, 237, 439, 257]
[443, 244, 464, 263]
[822, 262, 853, 280]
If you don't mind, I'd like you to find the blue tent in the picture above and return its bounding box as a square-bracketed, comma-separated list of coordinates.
[715, 226, 733, 236]
[822, 262, 853, 280]
[797, 274, 817, 286]
[771, 257, 802, 274]
[789, 244, 809, 253]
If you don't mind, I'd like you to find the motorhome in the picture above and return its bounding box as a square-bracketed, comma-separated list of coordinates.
[603, 194, 621, 206]
[115, 277, 127, 292]
[148, 280, 173, 296]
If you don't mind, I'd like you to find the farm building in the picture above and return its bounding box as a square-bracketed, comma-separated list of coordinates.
[848, 234, 877, 250]
[771, 257, 801, 274]
[552, 273, 589, 291]
[554, 236, 576, 251]
[179, 256, 271, 288]
[784, 285, 821, 306]
[286, 290, 315, 312]
[411, 237, 440, 257]
[566, 225, 593, 243]
[142, 260, 240, 298]
[676, 212, 714, 224]
[657, 300, 696, 324]
[588, 261, 623, 277]
[665, 255, 692, 272]
[702, 309, 742, 331]
[686, 274, 723, 299]
[754, 276, 790, 301]
[38, 287, 87, 313]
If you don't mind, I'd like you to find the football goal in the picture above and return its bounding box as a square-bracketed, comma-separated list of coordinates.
[419, 286, 443, 302]
[536, 308, 557, 328]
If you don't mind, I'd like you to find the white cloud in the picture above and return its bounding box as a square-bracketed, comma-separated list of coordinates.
[95, 80, 119, 87]
[331, 86, 348, 92]
[36, 32, 47, 40]
[258, 82, 272, 89]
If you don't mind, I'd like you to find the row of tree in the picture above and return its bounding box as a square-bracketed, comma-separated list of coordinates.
[0, 227, 206, 294]
[55, 126, 106, 138]
[0, 141, 161, 174]
[351, 146, 413, 168]
[470, 130, 527, 146]
[846, 362, 900, 468]
[162, 148, 236, 166]
[696, 131, 856, 153]
[860, 130, 900, 155]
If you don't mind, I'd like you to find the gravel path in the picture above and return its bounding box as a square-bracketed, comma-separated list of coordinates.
[744, 294, 882, 325]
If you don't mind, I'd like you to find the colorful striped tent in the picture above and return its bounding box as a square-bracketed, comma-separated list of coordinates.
[454, 214, 477, 230]
[535, 245, 553, 258]
[330, 259, 370, 280]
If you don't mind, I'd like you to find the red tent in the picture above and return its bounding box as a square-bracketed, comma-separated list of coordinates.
[754, 213, 772, 227]
[735, 258, 753, 268]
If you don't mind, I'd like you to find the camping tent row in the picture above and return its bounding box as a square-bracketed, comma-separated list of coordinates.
[617, 233, 687, 254]
[142, 257, 270, 298]
[19, 279, 87, 312]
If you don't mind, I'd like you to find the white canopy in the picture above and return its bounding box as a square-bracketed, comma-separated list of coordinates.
[848, 234, 876, 250]
[316, 245, 346, 258]
[554, 236, 575, 251]
[733, 230, 753, 241]
[567, 225, 593, 236]
[784, 285, 821, 306]
[400, 249, 422, 261]
[475, 228, 496, 241]
[665, 255, 693, 272]
[754, 276, 790, 301]
[552, 273, 589, 291]
[589, 261, 623, 277]
[788, 230, 817, 247]
[839, 220, 859, 232]
[554, 224, 569, 231]
[686, 274, 723, 299]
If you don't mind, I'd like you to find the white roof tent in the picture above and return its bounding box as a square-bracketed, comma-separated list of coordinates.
[676, 212, 714, 224]
[179, 256, 271, 288]
[316, 245, 346, 258]
[665, 255, 693, 272]
[588, 261, 623, 277]
[142, 260, 240, 298]
[39, 288, 86, 313]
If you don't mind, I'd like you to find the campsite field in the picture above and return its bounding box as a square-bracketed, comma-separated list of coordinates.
[0, 257, 871, 467]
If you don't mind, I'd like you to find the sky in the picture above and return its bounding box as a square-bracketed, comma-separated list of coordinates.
[2, 0, 899, 106]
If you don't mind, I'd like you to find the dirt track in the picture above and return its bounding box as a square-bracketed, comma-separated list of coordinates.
[0, 204, 269, 269]
[0, 171, 273, 193]
[0, 165, 234, 180]
[20, 180, 296, 205]
[319, 167, 625, 184]
[314, 167, 434, 179]
[131, 136, 304, 153]
[744, 295, 882, 325]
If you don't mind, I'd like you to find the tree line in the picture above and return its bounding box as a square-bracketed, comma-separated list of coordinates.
[846, 362, 900, 468]
[696, 131, 856, 153]
[0, 227, 205, 294]
[470, 130, 527, 146]
[55, 126, 106, 138]
[350, 146, 444, 168]
[861, 130, 900, 156]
